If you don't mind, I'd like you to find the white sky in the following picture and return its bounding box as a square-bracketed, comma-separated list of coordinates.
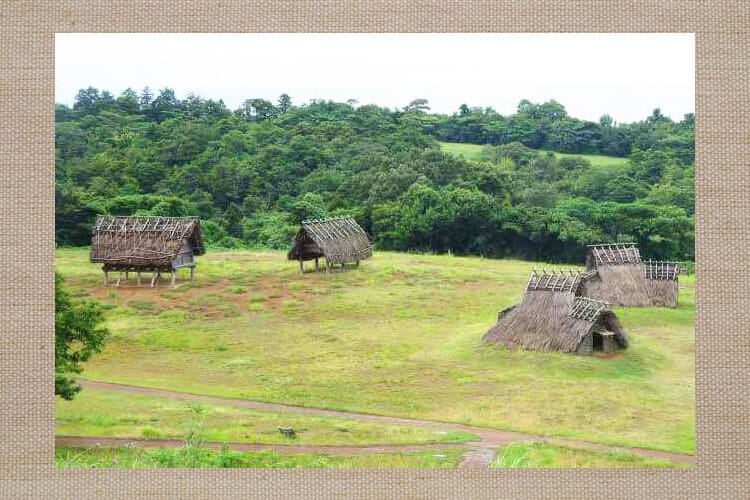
[55, 33, 694, 124]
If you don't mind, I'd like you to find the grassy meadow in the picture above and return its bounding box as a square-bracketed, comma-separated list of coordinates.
[439, 141, 630, 167]
[491, 442, 691, 469]
[56, 247, 694, 463]
[56, 445, 464, 469]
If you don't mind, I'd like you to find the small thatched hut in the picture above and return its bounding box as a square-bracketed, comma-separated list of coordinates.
[91, 216, 205, 286]
[482, 269, 628, 355]
[287, 216, 372, 272]
[581, 243, 679, 308]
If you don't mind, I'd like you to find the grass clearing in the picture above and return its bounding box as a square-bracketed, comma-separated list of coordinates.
[56, 387, 478, 445]
[56, 445, 464, 468]
[57, 247, 694, 455]
[439, 141, 629, 167]
[491, 442, 690, 468]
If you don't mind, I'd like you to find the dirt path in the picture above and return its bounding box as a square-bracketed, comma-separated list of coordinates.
[76, 380, 695, 467]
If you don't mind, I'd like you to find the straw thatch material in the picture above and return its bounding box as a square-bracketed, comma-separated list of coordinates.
[582, 251, 680, 308]
[90, 215, 204, 271]
[482, 290, 628, 354]
[581, 264, 655, 307]
[643, 260, 680, 308]
[287, 216, 372, 266]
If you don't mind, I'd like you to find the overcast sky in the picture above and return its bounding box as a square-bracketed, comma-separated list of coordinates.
[56, 33, 694, 124]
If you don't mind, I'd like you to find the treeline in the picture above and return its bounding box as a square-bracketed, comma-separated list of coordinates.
[426, 99, 695, 161]
[55, 87, 694, 262]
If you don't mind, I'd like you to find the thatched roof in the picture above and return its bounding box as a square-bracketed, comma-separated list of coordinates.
[482, 290, 627, 353]
[90, 216, 204, 268]
[586, 243, 641, 269]
[287, 216, 372, 265]
[581, 264, 653, 307]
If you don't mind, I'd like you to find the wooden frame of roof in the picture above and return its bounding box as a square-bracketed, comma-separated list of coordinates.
[586, 243, 642, 267]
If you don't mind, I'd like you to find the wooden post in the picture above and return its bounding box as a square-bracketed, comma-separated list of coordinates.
[315, 258, 319, 272]
[299, 258, 304, 274]
[115, 273, 122, 287]
[171, 271, 176, 287]
[190, 266, 195, 283]
[151, 272, 159, 288]
[356, 260, 360, 268]
[103, 270, 109, 285]
[136, 272, 141, 286]
[125, 271, 129, 281]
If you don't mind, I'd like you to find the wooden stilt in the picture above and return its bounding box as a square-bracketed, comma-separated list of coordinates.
[299, 258, 304, 274]
[115, 273, 122, 287]
[137, 272, 141, 286]
[190, 267, 195, 283]
[315, 258, 319, 272]
[356, 260, 360, 268]
[104, 270, 109, 285]
[171, 270, 176, 287]
[125, 271, 129, 281]
[151, 272, 159, 288]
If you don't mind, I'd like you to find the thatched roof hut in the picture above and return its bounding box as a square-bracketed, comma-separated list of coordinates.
[287, 216, 372, 271]
[483, 270, 628, 355]
[582, 243, 679, 308]
[90, 216, 204, 286]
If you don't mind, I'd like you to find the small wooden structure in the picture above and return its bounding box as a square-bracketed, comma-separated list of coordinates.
[483, 268, 627, 355]
[287, 216, 372, 272]
[90, 216, 205, 287]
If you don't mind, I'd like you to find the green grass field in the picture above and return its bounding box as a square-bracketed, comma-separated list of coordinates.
[439, 141, 630, 167]
[56, 387, 478, 445]
[491, 442, 690, 469]
[56, 247, 694, 465]
[56, 445, 464, 469]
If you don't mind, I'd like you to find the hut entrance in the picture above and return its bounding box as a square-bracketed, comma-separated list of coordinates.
[593, 333, 603, 351]
[592, 331, 617, 352]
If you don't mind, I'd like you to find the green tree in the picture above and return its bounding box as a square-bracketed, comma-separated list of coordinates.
[55, 273, 109, 400]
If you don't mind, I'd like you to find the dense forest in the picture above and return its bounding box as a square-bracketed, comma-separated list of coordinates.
[55, 87, 694, 263]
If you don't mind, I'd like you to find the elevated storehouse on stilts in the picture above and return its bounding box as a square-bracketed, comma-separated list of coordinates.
[90, 216, 205, 287]
[287, 216, 372, 272]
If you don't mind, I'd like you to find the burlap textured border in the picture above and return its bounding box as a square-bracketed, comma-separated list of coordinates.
[1, 1, 748, 498]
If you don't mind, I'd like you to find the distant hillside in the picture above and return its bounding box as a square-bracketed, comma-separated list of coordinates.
[55, 89, 694, 262]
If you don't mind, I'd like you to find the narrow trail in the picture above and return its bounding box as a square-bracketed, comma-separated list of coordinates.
[73, 380, 694, 467]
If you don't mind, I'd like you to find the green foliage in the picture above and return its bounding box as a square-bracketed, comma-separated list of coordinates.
[55, 89, 694, 262]
[55, 273, 109, 400]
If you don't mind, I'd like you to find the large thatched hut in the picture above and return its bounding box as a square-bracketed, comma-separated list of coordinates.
[581, 243, 679, 308]
[287, 216, 372, 272]
[482, 269, 628, 355]
[91, 216, 205, 286]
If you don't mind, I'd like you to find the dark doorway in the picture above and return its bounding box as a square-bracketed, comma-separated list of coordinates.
[592, 333, 603, 351]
